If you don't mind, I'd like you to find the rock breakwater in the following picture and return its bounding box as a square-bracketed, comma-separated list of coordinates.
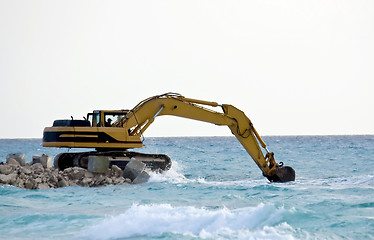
[0, 153, 151, 189]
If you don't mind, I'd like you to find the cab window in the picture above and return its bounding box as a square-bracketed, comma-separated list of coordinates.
[87, 112, 101, 127]
[104, 114, 125, 127]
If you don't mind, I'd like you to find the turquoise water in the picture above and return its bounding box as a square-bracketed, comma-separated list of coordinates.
[1, 136, 374, 239]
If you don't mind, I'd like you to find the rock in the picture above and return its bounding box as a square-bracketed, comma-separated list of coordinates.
[0, 173, 17, 184]
[62, 168, 73, 176]
[88, 156, 109, 173]
[20, 166, 32, 175]
[112, 177, 124, 185]
[19, 173, 26, 180]
[111, 165, 123, 178]
[0, 153, 148, 189]
[24, 179, 35, 189]
[64, 167, 86, 180]
[105, 178, 113, 185]
[6, 153, 25, 166]
[34, 177, 42, 184]
[6, 158, 20, 166]
[0, 165, 14, 175]
[132, 171, 150, 184]
[57, 178, 68, 188]
[92, 174, 105, 186]
[123, 158, 146, 181]
[84, 171, 94, 178]
[15, 178, 25, 188]
[82, 177, 92, 186]
[73, 167, 87, 180]
[32, 154, 52, 168]
[69, 182, 78, 187]
[38, 183, 49, 190]
[48, 173, 58, 184]
[30, 163, 44, 174]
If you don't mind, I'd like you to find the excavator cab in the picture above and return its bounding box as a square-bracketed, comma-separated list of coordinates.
[87, 110, 128, 127]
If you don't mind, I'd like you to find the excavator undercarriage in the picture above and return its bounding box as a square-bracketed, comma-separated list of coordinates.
[43, 93, 295, 182]
[53, 151, 171, 172]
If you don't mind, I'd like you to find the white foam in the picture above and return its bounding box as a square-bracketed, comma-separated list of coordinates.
[80, 203, 296, 240]
[147, 160, 268, 188]
[148, 160, 188, 184]
[195, 177, 269, 188]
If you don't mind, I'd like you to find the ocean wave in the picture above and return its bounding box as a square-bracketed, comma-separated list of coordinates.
[291, 174, 374, 190]
[79, 203, 296, 240]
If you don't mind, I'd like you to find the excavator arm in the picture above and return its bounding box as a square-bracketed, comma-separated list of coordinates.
[115, 93, 295, 182]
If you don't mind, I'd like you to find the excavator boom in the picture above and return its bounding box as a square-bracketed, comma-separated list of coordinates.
[43, 93, 295, 182]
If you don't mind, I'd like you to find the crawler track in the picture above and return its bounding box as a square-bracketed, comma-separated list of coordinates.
[54, 151, 171, 171]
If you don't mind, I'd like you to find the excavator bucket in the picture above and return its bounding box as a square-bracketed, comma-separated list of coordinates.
[266, 166, 296, 182]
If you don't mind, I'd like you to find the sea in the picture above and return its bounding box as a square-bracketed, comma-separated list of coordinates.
[0, 135, 373, 240]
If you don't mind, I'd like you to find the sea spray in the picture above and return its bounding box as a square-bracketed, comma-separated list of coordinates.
[79, 203, 295, 240]
[148, 160, 186, 183]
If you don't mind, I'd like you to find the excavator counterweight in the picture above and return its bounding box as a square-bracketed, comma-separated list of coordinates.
[43, 93, 295, 182]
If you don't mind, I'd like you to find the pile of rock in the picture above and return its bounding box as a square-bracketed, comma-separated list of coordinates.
[0, 153, 151, 190]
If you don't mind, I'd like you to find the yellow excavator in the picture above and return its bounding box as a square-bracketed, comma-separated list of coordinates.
[43, 93, 295, 182]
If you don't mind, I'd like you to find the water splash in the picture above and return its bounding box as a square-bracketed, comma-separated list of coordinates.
[148, 160, 188, 183]
[79, 203, 295, 239]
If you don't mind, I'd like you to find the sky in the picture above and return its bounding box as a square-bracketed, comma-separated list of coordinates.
[0, 0, 373, 138]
